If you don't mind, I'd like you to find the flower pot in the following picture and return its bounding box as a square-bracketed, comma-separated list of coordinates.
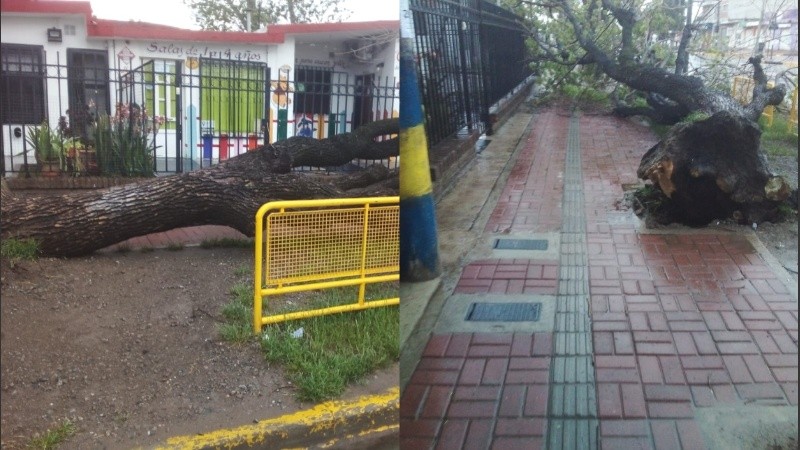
[38, 161, 61, 178]
[79, 150, 99, 175]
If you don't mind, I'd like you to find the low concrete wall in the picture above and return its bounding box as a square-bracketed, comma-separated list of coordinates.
[429, 80, 534, 201]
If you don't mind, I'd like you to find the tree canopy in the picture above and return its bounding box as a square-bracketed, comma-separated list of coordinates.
[503, 0, 789, 124]
[184, 0, 351, 31]
[497, 0, 794, 225]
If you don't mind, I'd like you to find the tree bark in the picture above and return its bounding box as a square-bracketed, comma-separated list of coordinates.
[1, 119, 399, 257]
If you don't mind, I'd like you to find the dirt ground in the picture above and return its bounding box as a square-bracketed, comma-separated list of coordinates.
[0, 247, 397, 449]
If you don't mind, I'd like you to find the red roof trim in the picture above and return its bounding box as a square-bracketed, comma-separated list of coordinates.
[0, 0, 92, 16]
[87, 20, 399, 43]
[1, 1, 398, 44]
[273, 20, 399, 34]
[88, 19, 286, 44]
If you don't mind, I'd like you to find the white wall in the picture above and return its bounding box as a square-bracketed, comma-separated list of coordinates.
[2, 14, 398, 169]
[1, 14, 103, 165]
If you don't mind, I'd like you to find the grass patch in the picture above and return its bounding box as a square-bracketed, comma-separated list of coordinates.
[234, 265, 250, 277]
[650, 123, 672, 139]
[260, 283, 399, 402]
[115, 244, 131, 254]
[760, 115, 798, 158]
[200, 238, 253, 249]
[166, 242, 184, 251]
[139, 247, 154, 253]
[1, 237, 39, 267]
[220, 277, 398, 402]
[678, 111, 711, 124]
[27, 419, 76, 450]
[219, 282, 255, 345]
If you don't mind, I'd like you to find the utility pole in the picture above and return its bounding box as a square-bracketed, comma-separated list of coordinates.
[399, 0, 441, 281]
[753, 0, 768, 54]
[246, 0, 254, 32]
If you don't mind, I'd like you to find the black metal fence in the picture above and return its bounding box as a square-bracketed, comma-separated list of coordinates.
[409, 0, 531, 146]
[1, 51, 398, 178]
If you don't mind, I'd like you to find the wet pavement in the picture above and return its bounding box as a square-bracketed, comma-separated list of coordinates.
[400, 108, 798, 449]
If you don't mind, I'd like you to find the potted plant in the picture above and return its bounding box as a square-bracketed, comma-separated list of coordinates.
[25, 122, 63, 177]
[59, 114, 96, 175]
[62, 137, 85, 174]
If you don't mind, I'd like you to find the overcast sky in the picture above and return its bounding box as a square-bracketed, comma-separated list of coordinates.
[89, 0, 399, 30]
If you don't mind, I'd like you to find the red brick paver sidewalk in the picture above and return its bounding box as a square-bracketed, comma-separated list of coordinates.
[101, 225, 248, 252]
[580, 114, 797, 449]
[400, 109, 798, 449]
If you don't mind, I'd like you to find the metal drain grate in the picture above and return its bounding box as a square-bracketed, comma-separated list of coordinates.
[466, 302, 542, 322]
[494, 238, 549, 250]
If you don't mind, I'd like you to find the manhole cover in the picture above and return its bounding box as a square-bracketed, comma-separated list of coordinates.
[494, 238, 548, 250]
[466, 302, 541, 322]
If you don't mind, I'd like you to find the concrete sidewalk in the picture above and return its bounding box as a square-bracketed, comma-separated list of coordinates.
[400, 108, 798, 449]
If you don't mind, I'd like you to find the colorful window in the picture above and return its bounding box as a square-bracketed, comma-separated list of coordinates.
[200, 59, 267, 135]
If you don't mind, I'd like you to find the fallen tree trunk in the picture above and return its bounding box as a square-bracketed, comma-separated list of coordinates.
[1, 119, 399, 257]
[637, 111, 791, 226]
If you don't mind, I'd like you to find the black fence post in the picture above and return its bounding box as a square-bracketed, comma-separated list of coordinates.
[175, 64, 183, 173]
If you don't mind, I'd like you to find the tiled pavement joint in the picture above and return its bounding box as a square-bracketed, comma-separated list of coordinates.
[546, 113, 599, 449]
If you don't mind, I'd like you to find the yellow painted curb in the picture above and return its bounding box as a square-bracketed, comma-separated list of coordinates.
[143, 387, 399, 450]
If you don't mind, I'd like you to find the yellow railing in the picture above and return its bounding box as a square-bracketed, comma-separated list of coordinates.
[253, 197, 400, 332]
[731, 75, 754, 104]
[732, 76, 776, 127]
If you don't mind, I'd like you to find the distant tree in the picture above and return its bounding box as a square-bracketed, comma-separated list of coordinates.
[184, 0, 351, 31]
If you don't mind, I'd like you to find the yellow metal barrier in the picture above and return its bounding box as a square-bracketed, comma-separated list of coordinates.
[253, 197, 399, 332]
[732, 76, 776, 127]
[731, 76, 754, 104]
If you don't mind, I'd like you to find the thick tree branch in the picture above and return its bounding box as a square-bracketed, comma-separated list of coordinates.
[600, 0, 636, 64]
[275, 118, 398, 168]
[744, 55, 788, 121]
[1, 122, 399, 257]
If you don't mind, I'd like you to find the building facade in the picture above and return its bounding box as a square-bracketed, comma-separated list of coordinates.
[1, 0, 399, 175]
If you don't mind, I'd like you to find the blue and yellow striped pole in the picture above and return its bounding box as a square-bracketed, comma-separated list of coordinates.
[399, 17, 440, 281]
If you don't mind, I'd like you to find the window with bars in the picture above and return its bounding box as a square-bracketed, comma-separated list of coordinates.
[293, 66, 332, 114]
[67, 49, 109, 139]
[143, 59, 179, 129]
[0, 44, 46, 124]
[200, 59, 267, 134]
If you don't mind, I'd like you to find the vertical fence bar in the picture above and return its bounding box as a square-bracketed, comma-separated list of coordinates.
[2, 50, 403, 177]
[408, 0, 529, 146]
[359, 203, 370, 304]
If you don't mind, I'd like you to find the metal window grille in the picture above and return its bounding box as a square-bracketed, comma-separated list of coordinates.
[0, 44, 47, 125]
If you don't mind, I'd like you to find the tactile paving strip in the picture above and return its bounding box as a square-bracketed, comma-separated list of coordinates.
[546, 114, 599, 449]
